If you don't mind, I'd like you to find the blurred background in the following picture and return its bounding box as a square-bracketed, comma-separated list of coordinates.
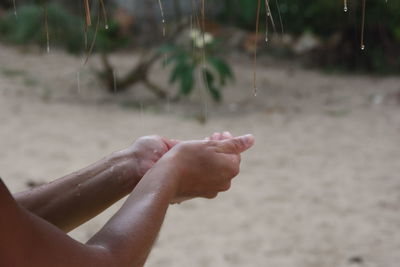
[0, 0, 400, 266]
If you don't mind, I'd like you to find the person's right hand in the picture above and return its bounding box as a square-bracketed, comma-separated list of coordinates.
[157, 132, 255, 203]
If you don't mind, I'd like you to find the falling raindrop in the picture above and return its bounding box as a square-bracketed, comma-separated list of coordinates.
[361, 0, 366, 51]
[344, 0, 348, 12]
[13, 0, 17, 17]
[99, 0, 109, 30]
[84, 0, 91, 27]
[44, 7, 50, 53]
[158, 0, 166, 36]
[264, 0, 276, 44]
[275, 0, 284, 35]
[265, 0, 270, 43]
[253, 0, 261, 96]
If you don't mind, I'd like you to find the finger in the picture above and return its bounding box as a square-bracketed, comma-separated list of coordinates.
[203, 192, 218, 199]
[163, 138, 181, 150]
[211, 132, 221, 141]
[214, 134, 255, 154]
[222, 131, 233, 139]
[219, 181, 232, 192]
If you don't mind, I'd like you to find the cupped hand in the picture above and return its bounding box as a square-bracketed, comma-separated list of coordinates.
[157, 132, 255, 203]
[122, 136, 180, 177]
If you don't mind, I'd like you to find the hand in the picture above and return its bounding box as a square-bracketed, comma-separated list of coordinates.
[156, 132, 255, 203]
[121, 136, 180, 178]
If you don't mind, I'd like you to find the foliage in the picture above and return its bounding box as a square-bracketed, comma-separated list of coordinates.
[0, 3, 129, 53]
[216, 0, 400, 73]
[159, 29, 234, 102]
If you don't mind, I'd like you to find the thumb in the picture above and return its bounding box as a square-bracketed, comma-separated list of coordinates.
[215, 134, 255, 154]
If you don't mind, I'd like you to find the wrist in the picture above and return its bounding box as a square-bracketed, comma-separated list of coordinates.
[153, 151, 185, 200]
[109, 150, 141, 192]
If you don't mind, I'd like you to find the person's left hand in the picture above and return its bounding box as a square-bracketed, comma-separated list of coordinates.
[119, 136, 180, 177]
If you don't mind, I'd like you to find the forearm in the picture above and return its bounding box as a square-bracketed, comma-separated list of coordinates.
[14, 150, 140, 232]
[2, 159, 176, 267]
[87, 158, 178, 267]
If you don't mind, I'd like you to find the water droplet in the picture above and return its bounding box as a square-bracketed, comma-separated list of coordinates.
[344, 6, 348, 12]
[105, 24, 109, 30]
[265, 37, 268, 43]
[158, 0, 166, 36]
[360, 0, 366, 53]
[254, 88, 258, 97]
[13, 0, 17, 17]
[46, 44, 50, 53]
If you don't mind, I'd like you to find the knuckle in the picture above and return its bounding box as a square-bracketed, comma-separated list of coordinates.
[205, 192, 218, 199]
[230, 165, 240, 177]
[231, 139, 244, 152]
[220, 182, 231, 192]
[206, 140, 218, 147]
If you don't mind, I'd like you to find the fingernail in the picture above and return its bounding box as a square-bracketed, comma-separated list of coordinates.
[242, 134, 254, 145]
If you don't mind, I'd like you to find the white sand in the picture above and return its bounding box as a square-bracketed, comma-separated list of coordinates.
[1, 44, 400, 267]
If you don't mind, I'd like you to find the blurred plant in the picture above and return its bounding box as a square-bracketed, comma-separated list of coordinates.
[159, 29, 233, 102]
[0, 3, 129, 54]
[216, 0, 400, 73]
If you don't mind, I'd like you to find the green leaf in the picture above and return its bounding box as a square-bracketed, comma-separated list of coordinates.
[169, 62, 195, 96]
[203, 69, 222, 102]
[169, 64, 181, 84]
[207, 57, 234, 86]
[156, 44, 178, 55]
[179, 65, 195, 95]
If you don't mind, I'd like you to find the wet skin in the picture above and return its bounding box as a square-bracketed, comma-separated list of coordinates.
[0, 132, 254, 267]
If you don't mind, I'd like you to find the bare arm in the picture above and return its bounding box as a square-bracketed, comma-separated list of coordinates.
[0, 163, 176, 267]
[14, 136, 178, 232]
[1, 134, 254, 267]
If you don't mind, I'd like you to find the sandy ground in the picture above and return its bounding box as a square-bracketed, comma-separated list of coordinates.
[1, 44, 400, 267]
